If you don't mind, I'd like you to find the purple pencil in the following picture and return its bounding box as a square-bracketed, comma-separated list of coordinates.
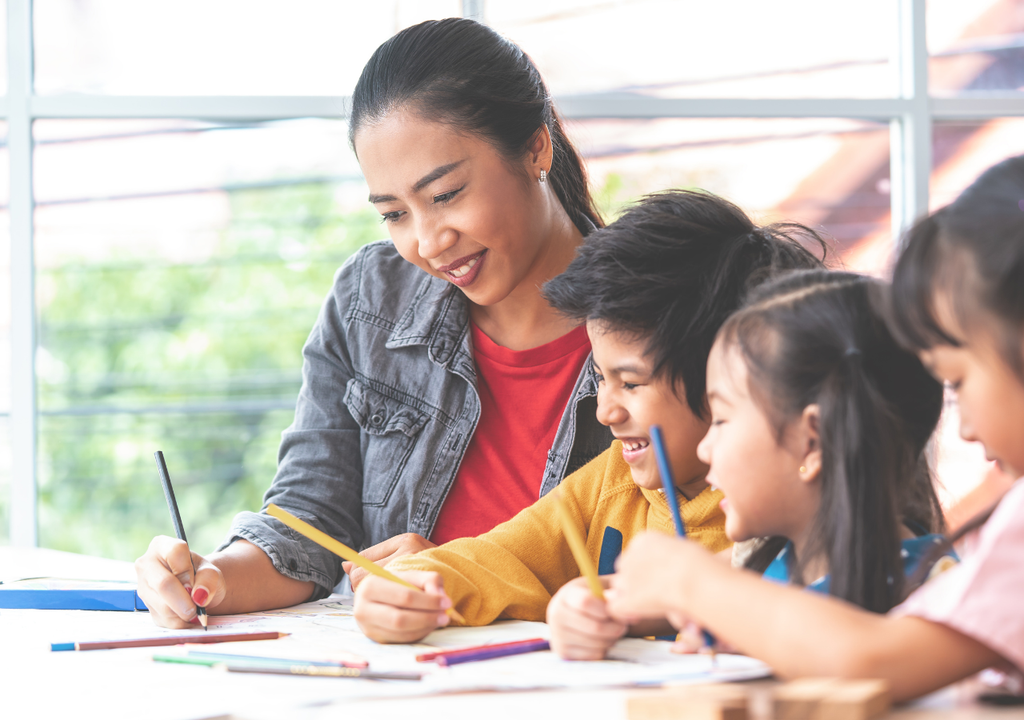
[436, 639, 550, 666]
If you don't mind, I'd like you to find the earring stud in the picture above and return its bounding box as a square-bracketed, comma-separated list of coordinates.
[799, 466, 807, 474]
[539, 169, 547, 184]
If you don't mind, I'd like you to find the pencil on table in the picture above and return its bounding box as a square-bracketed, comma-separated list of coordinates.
[51, 630, 288, 652]
[266, 504, 466, 624]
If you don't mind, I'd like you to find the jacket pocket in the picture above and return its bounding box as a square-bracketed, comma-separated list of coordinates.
[344, 379, 429, 507]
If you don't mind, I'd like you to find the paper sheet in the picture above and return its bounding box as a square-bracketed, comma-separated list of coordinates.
[5, 592, 769, 720]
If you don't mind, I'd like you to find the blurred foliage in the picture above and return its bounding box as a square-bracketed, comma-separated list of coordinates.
[35, 183, 382, 560]
[29, 174, 627, 560]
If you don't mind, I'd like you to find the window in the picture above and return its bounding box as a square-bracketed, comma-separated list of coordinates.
[6, 0, 1024, 552]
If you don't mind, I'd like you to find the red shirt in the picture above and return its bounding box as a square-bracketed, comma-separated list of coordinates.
[430, 323, 592, 545]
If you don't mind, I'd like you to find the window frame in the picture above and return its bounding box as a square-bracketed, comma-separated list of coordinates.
[6, 0, 1024, 545]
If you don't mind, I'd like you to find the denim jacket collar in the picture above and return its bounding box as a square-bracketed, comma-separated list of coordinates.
[386, 273, 475, 376]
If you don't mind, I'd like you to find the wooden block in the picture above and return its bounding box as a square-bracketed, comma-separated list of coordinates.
[814, 679, 890, 720]
[773, 678, 843, 720]
[628, 685, 749, 720]
[772, 679, 890, 720]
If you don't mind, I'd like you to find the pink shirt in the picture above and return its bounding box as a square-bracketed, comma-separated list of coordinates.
[895, 478, 1024, 674]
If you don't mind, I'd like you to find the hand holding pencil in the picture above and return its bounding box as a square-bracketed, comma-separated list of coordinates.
[547, 490, 628, 661]
[264, 505, 465, 644]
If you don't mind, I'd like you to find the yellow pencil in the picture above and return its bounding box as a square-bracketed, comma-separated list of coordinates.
[551, 491, 604, 600]
[266, 504, 465, 624]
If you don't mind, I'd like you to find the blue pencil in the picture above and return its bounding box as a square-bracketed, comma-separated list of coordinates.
[649, 425, 718, 658]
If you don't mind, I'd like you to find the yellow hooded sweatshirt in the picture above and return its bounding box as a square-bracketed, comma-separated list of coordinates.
[388, 440, 730, 626]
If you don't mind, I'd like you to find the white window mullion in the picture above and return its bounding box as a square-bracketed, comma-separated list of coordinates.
[9, 0, 37, 547]
[891, 0, 930, 245]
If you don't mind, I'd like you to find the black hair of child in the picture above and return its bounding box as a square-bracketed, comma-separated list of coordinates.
[888, 153, 1024, 380]
[542, 188, 826, 419]
[721, 270, 944, 614]
[348, 17, 602, 235]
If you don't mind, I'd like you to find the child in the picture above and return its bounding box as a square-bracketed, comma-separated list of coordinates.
[608, 156, 1024, 702]
[705, 270, 949, 614]
[353, 189, 824, 656]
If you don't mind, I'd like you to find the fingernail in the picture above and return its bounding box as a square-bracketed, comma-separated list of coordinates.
[439, 596, 452, 609]
[437, 614, 450, 626]
[188, 615, 199, 624]
[192, 587, 209, 606]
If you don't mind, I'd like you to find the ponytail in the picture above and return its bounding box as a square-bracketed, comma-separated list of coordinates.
[812, 354, 905, 612]
[547, 109, 603, 231]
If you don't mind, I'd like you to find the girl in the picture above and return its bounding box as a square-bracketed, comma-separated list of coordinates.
[136, 18, 615, 627]
[609, 155, 1024, 702]
[708, 270, 948, 614]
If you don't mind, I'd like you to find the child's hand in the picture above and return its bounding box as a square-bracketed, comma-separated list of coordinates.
[607, 531, 706, 623]
[353, 570, 452, 644]
[669, 619, 736, 655]
[342, 533, 436, 590]
[136, 535, 226, 628]
[547, 576, 627, 660]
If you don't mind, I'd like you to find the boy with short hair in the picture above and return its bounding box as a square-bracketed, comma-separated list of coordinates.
[353, 190, 824, 658]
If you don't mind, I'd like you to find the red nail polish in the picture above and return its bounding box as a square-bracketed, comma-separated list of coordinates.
[192, 587, 209, 605]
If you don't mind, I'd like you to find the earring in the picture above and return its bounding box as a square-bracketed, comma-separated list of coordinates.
[799, 466, 807, 474]
[539, 169, 547, 184]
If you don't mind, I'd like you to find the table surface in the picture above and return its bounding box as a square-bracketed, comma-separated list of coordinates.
[2, 547, 1019, 720]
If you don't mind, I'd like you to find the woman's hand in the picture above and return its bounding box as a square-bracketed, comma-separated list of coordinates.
[342, 533, 437, 590]
[547, 576, 627, 660]
[353, 570, 452, 644]
[135, 535, 226, 628]
[607, 531, 707, 624]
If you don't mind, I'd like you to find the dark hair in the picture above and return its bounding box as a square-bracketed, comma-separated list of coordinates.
[888, 154, 1024, 379]
[723, 271, 944, 613]
[542, 189, 826, 418]
[349, 17, 603, 234]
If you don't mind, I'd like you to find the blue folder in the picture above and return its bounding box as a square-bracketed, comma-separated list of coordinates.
[0, 579, 149, 611]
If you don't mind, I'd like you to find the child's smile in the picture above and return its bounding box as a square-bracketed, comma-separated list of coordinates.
[587, 321, 711, 499]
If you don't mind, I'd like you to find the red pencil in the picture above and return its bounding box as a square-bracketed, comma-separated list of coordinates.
[415, 637, 548, 663]
[51, 630, 289, 652]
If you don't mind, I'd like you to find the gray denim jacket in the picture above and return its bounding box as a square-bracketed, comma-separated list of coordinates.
[225, 240, 613, 599]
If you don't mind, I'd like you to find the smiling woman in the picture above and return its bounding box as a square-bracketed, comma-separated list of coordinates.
[133, 17, 615, 627]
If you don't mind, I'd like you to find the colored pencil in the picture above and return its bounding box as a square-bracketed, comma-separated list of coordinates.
[551, 490, 604, 600]
[649, 424, 717, 661]
[153, 450, 207, 630]
[436, 639, 550, 666]
[266, 504, 466, 624]
[51, 630, 288, 652]
[221, 664, 422, 680]
[415, 636, 547, 662]
[157, 650, 367, 669]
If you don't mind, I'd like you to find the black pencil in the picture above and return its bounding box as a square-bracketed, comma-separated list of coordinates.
[154, 450, 207, 630]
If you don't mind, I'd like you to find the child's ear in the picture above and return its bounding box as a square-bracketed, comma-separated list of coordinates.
[798, 404, 822, 483]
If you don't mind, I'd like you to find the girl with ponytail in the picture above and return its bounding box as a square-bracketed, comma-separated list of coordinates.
[136, 18, 614, 627]
[706, 271, 950, 613]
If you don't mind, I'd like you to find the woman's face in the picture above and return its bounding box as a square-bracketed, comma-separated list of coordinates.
[354, 109, 556, 308]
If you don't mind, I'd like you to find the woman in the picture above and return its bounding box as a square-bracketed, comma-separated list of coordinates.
[135, 18, 613, 627]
